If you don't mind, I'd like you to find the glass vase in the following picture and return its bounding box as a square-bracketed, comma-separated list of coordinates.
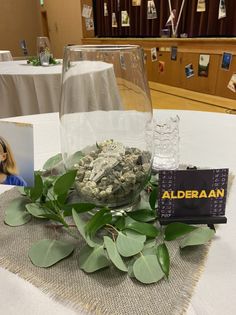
[60, 45, 153, 208]
[36, 36, 51, 66]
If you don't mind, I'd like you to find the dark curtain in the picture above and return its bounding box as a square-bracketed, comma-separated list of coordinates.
[94, 0, 236, 37]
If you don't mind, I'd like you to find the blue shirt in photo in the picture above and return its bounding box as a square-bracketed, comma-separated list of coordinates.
[3, 175, 27, 186]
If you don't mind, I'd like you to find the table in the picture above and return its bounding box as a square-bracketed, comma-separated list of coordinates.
[0, 60, 62, 118]
[0, 50, 13, 62]
[0, 110, 236, 315]
[0, 60, 121, 119]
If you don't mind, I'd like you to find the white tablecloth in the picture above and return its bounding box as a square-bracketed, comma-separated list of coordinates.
[0, 60, 122, 119]
[0, 50, 13, 62]
[0, 60, 62, 118]
[0, 110, 236, 315]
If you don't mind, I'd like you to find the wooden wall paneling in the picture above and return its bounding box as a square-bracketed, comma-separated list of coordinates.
[82, 37, 236, 54]
[82, 37, 236, 101]
[154, 51, 182, 87]
[215, 55, 236, 99]
[180, 53, 219, 95]
[144, 48, 156, 82]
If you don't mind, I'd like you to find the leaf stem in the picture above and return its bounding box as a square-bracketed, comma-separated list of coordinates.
[63, 227, 81, 240]
[45, 224, 76, 229]
[106, 223, 119, 234]
[45, 223, 80, 240]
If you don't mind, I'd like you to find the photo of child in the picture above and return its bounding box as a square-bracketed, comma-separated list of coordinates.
[0, 121, 34, 187]
[0, 136, 27, 186]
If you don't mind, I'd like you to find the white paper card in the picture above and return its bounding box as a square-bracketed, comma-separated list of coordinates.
[82, 4, 92, 18]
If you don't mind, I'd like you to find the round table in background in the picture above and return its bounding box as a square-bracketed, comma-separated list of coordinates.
[0, 60, 62, 118]
[0, 50, 13, 62]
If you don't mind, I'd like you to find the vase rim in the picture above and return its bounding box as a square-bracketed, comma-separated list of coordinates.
[65, 44, 141, 52]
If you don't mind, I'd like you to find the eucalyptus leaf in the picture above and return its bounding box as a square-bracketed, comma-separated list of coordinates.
[125, 221, 160, 238]
[135, 194, 152, 211]
[79, 244, 110, 273]
[116, 232, 145, 257]
[149, 186, 158, 210]
[5, 197, 31, 226]
[149, 175, 158, 187]
[113, 216, 126, 230]
[157, 243, 170, 278]
[165, 222, 197, 241]
[44, 200, 57, 211]
[18, 186, 26, 196]
[180, 227, 215, 249]
[104, 236, 127, 272]
[63, 203, 97, 217]
[39, 212, 65, 224]
[85, 208, 112, 237]
[26, 174, 44, 202]
[26, 203, 48, 218]
[53, 170, 77, 195]
[56, 193, 68, 205]
[43, 176, 59, 188]
[143, 239, 157, 249]
[142, 246, 157, 256]
[127, 259, 135, 278]
[28, 239, 74, 267]
[66, 151, 84, 168]
[133, 254, 165, 284]
[26, 203, 63, 223]
[72, 209, 98, 247]
[43, 153, 63, 171]
[128, 209, 157, 222]
[123, 229, 146, 242]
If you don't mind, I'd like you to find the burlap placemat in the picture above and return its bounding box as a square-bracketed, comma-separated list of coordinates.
[0, 189, 211, 315]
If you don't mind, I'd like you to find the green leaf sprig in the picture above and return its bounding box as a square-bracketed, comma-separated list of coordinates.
[27, 55, 60, 66]
[4, 153, 216, 284]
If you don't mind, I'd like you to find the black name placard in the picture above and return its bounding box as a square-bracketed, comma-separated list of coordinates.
[158, 169, 228, 225]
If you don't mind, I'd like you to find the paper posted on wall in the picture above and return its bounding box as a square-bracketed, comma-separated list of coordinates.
[221, 52, 232, 70]
[197, 0, 206, 12]
[171, 46, 178, 61]
[104, 2, 108, 16]
[218, 0, 226, 19]
[132, 0, 141, 6]
[112, 13, 118, 28]
[227, 74, 236, 93]
[147, 0, 157, 20]
[82, 4, 92, 18]
[198, 54, 210, 77]
[121, 11, 130, 27]
[185, 64, 194, 78]
[85, 18, 94, 31]
[151, 48, 157, 62]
